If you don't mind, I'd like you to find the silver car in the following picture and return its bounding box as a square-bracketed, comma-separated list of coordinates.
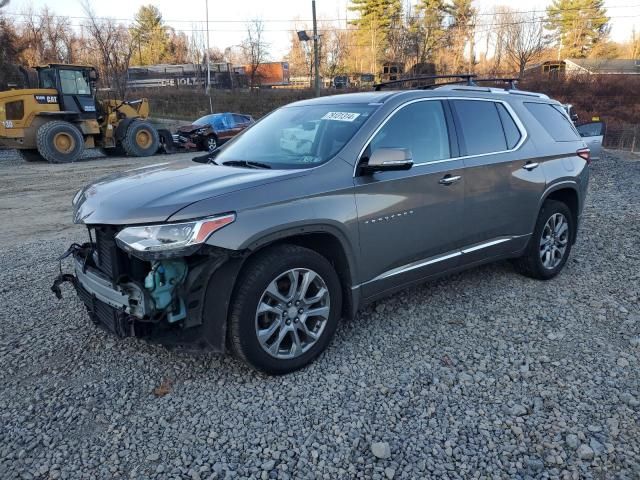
[576, 121, 605, 160]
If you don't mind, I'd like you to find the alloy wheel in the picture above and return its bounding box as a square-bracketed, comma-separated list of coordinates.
[207, 137, 218, 152]
[255, 268, 330, 359]
[539, 213, 569, 269]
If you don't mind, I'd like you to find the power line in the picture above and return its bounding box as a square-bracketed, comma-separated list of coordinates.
[9, 14, 639, 34]
[2, 4, 639, 24]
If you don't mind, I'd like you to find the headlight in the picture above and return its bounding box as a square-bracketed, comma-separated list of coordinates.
[196, 128, 208, 135]
[115, 213, 235, 259]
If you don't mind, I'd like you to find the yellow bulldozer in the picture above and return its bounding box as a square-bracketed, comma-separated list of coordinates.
[0, 64, 171, 163]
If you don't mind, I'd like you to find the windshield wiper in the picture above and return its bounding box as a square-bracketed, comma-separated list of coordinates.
[221, 160, 272, 169]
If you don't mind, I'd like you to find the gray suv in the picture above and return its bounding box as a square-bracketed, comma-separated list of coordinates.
[55, 84, 590, 374]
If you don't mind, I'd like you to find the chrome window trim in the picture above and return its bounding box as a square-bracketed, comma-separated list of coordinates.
[358, 234, 529, 287]
[353, 96, 529, 177]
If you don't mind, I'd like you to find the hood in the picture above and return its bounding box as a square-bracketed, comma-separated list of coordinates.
[177, 123, 210, 134]
[73, 160, 307, 225]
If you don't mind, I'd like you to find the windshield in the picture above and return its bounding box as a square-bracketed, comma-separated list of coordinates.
[215, 104, 377, 168]
[195, 113, 226, 125]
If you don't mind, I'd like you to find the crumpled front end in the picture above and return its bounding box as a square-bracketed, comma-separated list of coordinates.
[52, 226, 244, 352]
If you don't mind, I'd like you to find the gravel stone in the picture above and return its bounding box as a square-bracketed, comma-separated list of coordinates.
[526, 458, 544, 472]
[510, 404, 528, 416]
[0, 150, 639, 478]
[621, 392, 640, 407]
[566, 434, 579, 449]
[577, 444, 595, 461]
[617, 357, 630, 367]
[261, 460, 275, 471]
[590, 438, 605, 456]
[371, 442, 391, 459]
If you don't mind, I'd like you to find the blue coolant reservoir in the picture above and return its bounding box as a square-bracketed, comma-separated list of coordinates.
[144, 260, 188, 322]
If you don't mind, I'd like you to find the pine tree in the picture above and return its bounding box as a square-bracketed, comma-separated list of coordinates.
[546, 0, 609, 58]
[349, 0, 403, 75]
[407, 0, 447, 67]
[445, 0, 476, 72]
[130, 5, 170, 65]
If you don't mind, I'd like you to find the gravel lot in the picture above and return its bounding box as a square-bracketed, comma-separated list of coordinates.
[0, 150, 639, 479]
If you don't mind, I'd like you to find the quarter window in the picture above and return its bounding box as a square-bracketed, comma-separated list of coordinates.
[524, 102, 580, 142]
[451, 100, 508, 155]
[368, 100, 450, 163]
[496, 103, 522, 149]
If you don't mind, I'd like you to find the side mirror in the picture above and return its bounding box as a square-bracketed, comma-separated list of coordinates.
[360, 148, 413, 174]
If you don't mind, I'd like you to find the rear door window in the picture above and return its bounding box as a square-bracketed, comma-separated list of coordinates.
[451, 100, 508, 155]
[524, 102, 580, 142]
[232, 114, 249, 125]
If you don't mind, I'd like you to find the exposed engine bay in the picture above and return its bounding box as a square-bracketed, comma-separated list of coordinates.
[51, 225, 244, 352]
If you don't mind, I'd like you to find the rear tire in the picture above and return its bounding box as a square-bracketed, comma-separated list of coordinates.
[121, 120, 159, 157]
[228, 244, 342, 374]
[514, 200, 574, 280]
[36, 121, 84, 163]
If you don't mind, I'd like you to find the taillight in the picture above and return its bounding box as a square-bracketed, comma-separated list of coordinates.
[577, 148, 591, 164]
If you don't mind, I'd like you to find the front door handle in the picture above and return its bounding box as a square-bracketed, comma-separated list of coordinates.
[439, 175, 462, 185]
[522, 162, 539, 171]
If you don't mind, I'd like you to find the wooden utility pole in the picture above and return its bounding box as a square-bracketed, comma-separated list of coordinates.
[205, 0, 212, 112]
[312, 0, 320, 97]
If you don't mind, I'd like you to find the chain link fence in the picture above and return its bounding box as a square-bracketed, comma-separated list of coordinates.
[603, 125, 639, 153]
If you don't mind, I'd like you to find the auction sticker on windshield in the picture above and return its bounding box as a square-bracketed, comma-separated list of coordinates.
[322, 112, 360, 122]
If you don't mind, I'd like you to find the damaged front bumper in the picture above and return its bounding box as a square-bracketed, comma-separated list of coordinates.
[52, 240, 244, 353]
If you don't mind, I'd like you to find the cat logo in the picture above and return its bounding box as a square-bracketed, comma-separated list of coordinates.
[34, 95, 58, 104]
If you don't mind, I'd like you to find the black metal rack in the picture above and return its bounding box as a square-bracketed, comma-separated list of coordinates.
[372, 74, 520, 92]
[373, 74, 477, 91]
[473, 77, 519, 90]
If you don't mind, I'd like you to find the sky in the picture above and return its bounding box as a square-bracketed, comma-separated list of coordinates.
[4, 0, 640, 59]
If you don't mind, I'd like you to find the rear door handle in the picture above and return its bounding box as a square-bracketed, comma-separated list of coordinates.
[522, 162, 539, 171]
[439, 175, 462, 185]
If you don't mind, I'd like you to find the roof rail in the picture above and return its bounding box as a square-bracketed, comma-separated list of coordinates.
[373, 74, 477, 91]
[473, 77, 519, 90]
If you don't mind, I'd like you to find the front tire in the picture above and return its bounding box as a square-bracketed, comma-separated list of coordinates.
[200, 135, 218, 152]
[514, 200, 574, 280]
[228, 245, 342, 374]
[122, 120, 159, 157]
[36, 120, 84, 163]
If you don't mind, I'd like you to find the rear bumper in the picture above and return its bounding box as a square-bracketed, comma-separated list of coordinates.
[54, 243, 245, 353]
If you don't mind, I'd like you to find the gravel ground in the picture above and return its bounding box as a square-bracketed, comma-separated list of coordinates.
[0, 150, 639, 479]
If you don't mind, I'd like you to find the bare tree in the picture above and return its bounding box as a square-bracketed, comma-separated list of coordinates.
[18, 7, 76, 65]
[241, 19, 269, 88]
[81, 0, 134, 98]
[504, 11, 549, 76]
[322, 28, 350, 80]
[285, 26, 313, 82]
